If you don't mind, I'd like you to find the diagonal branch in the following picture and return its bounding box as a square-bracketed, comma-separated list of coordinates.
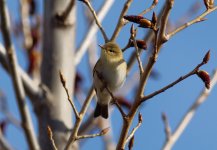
[64, 86, 95, 150]
[59, 71, 79, 119]
[80, 0, 109, 42]
[141, 60, 206, 102]
[110, 0, 133, 41]
[167, 6, 217, 39]
[75, 0, 114, 65]
[0, 1, 39, 150]
[162, 69, 217, 150]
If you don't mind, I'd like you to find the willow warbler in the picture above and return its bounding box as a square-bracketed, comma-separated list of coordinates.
[93, 42, 127, 119]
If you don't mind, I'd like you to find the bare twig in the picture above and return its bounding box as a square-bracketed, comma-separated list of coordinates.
[64, 86, 95, 150]
[162, 70, 217, 150]
[162, 112, 171, 141]
[47, 126, 58, 150]
[130, 26, 144, 77]
[138, 0, 158, 16]
[125, 113, 142, 144]
[75, 0, 114, 65]
[110, 0, 133, 41]
[167, 6, 217, 39]
[80, 0, 109, 42]
[141, 59, 206, 102]
[76, 127, 110, 140]
[0, 1, 39, 150]
[59, 71, 79, 119]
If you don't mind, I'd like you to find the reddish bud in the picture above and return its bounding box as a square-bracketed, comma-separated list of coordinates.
[138, 18, 152, 28]
[129, 39, 147, 50]
[152, 12, 157, 25]
[101, 127, 110, 135]
[203, 50, 210, 64]
[123, 15, 144, 24]
[197, 70, 210, 89]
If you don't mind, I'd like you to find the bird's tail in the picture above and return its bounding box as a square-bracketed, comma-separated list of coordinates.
[94, 103, 109, 119]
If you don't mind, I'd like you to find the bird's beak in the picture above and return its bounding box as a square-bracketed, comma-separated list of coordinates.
[98, 44, 105, 49]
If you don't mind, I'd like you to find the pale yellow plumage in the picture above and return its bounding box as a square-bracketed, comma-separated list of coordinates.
[93, 42, 127, 119]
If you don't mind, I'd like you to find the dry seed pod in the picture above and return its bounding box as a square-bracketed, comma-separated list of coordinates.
[123, 15, 144, 24]
[101, 127, 110, 135]
[197, 70, 210, 89]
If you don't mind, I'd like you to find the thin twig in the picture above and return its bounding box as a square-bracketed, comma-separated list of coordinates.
[125, 113, 142, 144]
[162, 112, 171, 141]
[167, 6, 217, 39]
[64, 86, 95, 150]
[59, 71, 79, 119]
[130, 27, 144, 77]
[75, 0, 114, 65]
[110, 0, 133, 41]
[0, 1, 39, 150]
[76, 127, 110, 140]
[162, 70, 217, 150]
[81, 0, 109, 42]
[138, 1, 157, 16]
[141, 61, 206, 102]
[47, 126, 58, 150]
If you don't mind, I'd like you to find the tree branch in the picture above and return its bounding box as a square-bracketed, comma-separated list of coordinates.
[64, 86, 95, 150]
[110, 0, 133, 41]
[162, 69, 217, 150]
[167, 6, 217, 39]
[0, 131, 13, 150]
[0, 1, 39, 150]
[47, 126, 58, 150]
[80, 0, 109, 42]
[59, 71, 79, 119]
[75, 0, 114, 65]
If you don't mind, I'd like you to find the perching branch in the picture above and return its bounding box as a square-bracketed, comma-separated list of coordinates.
[75, 0, 114, 65]
[0, 1, 39, 150]
[79, 0, 109, 42]
[162, 69, 217, 150]
[167, 6, 217, 39]
[59, 71, 79, 119]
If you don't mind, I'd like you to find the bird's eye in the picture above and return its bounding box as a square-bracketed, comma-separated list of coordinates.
[109, 49, 115, 53]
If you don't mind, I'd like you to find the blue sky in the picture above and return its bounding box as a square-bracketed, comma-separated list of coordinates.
[1, 0, 217, 150]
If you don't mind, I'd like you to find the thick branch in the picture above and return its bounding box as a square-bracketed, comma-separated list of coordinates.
[162, 70, 217, 150]
[0, 1, 39, 150]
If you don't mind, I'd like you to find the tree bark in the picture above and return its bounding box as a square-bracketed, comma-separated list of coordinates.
[39, 0, 77, 149]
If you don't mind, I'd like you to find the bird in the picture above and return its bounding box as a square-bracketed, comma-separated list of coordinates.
[93, 42, 127, 119]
